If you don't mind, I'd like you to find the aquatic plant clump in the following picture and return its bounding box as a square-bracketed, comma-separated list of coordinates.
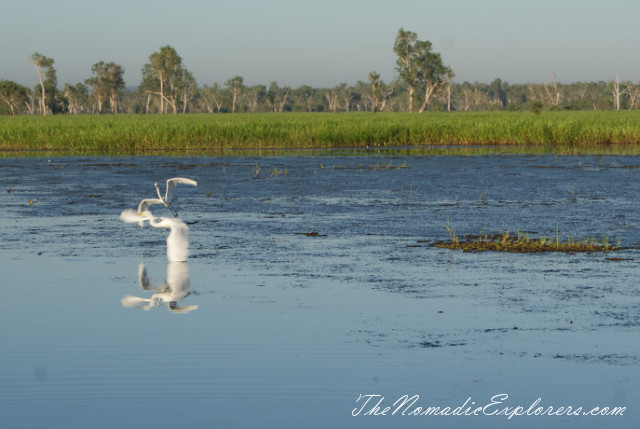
[430, 229, 630, 253]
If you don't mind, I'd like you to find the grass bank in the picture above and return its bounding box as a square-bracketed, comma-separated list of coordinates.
[2, 111, 640, 155]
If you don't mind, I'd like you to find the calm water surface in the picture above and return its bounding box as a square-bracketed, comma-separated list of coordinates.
[1, 155, 639, 428]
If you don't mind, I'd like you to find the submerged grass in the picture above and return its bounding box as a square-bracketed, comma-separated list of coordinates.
[431, 228, 631, 253]
[2, 111, 640, 155]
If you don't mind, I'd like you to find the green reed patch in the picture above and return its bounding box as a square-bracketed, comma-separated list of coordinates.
[2, 111, 640, 155]
[431, 226, 632, 253]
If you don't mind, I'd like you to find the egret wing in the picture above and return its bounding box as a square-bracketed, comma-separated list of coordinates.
[120, 208, 141, 223]
[165, 177, 198, 203]
[138, 198, 163, 213]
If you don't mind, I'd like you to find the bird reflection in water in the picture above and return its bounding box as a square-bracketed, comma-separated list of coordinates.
[121, 262, 198, 314]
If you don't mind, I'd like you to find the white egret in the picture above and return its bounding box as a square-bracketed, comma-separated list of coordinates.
[154, 177, 198, 217]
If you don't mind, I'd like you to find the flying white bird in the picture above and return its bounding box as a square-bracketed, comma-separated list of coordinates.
[154, 177, 198, 217]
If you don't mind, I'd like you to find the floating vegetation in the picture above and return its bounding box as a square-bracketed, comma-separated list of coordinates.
[431, 226, 633, 253]
[295, 231, 327, 237]
[418, 341, 466, 348]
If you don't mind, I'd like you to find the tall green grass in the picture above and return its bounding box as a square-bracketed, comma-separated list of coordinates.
[1, 111, 640, 154]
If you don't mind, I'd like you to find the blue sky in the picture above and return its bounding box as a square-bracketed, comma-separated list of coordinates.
[2, 0, 640, 89]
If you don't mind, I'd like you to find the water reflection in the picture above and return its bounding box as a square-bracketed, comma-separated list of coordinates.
[121, 262, 198, 313]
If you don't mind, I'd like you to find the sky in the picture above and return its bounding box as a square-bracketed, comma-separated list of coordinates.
[2, 0, 640, 89]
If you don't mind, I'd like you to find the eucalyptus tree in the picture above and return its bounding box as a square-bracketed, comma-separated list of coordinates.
[30, 53, 56, 115]
[393, 28, 420, 113]
[119, 88, 147, 114]
[86, 62, 125, 113]
[200, 83, 226, 113]
[488, 78, 508, 109]
[0, 80, 29, 115]
[106, 63, 125, 113]
[443, 69, 455, 111]
[324, 86, 340, 112]
[352, 80, 370, 111]
[176, 68, 196, 113]
[336, 83, 354, 112]
[291, 85, 317, 112]
[539, 72, 562, 108]
[142, 46, 193, 114]
[63, 82, 89, 115]
[349, 82, 364, 111]
[85, 75, 107, 113]
[267, 82, 290, 113]
[612, 74, 624, 111]
[505, 83, 528, 108]
[139, 63, 159, 113]
[225, 75, 244, 113]
[367, 72, 393, 112]
[585, 81, 610, 110]
[624, 81, 640, 110]
[454, 82, 473, 111]
[146, 45, 179, 113]
[394, 28, 452, 113]
[245, 84, 266, 112]
[415, 42, 451, 113]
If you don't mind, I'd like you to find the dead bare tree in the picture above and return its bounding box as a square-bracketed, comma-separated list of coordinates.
[624, 81, 640, 110]
[325, 88, 339, 113]
[25, 93, 35, 115]
[30, 53, 55, 115]
[612, 74, 623, 111]
[542, 71, 561, 107]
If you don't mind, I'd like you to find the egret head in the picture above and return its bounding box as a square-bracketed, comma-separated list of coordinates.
[154, 182, 165, 202]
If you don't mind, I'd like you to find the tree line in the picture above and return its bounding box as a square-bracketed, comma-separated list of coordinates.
[1, 29, 639, 115]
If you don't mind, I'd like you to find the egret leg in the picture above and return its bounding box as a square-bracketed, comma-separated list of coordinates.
[168, 203, 179, 217]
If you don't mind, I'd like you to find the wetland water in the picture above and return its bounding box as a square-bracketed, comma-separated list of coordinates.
[1, 154, 639, 428]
